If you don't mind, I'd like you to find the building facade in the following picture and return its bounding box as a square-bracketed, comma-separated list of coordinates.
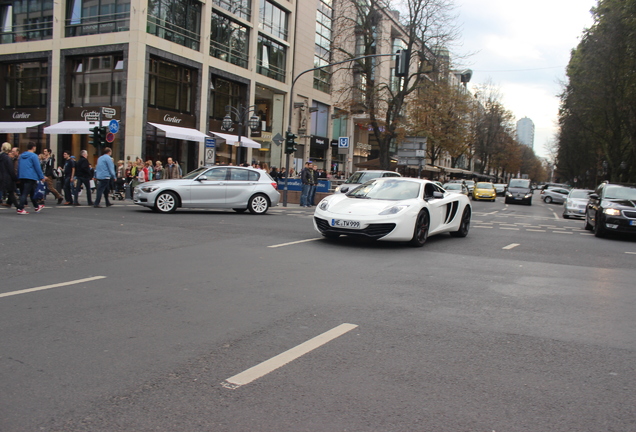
[516, 116, 535, 150]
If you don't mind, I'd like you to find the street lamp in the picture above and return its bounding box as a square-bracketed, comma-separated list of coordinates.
[222, 104, 260, 165]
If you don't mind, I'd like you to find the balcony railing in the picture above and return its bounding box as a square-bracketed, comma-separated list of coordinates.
[0, 19, 53, 44]
[147, 14, 200, 51]
[66, 12, 130, 37]
[210, 40, 248, 68]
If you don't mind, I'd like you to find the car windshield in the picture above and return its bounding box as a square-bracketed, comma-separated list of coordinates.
[604, 185, 636, 200]
[569, 190, 591, 199]
[444, 184, 462, 190]
[509, 179, 531, 188]
[476, 182, 493, 189]
[345, 171, 383, 184]
[182, 167, 208, 180]
[348, 179, 421, 200]
[465, 181, 475, 186]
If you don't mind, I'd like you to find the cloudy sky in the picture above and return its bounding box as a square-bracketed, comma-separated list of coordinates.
[455, 0, 597, 158]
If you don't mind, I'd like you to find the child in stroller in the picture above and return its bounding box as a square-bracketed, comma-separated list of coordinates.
[110, 178, 126, 201]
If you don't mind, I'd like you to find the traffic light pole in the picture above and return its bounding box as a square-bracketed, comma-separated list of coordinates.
[282, 52, 404, 206]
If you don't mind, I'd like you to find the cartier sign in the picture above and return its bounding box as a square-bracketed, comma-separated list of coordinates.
[147, 108, 195, 128]
[64, 106, 121, 121]
[0, 108, 46, 122]
[163, 114, 183, 124]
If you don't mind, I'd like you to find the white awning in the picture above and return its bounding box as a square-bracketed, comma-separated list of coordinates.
[149, 123, 208, 142]
[210, 132, 261, 149]
[0, 121, 45, 133]
[44, 121, 110, 135]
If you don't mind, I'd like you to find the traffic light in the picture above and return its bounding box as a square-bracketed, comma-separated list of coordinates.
[98, 126, 107, 146]
[89, 126, 101, 148]
[395, 49, 410, 77]
[285, 131, 297, 154]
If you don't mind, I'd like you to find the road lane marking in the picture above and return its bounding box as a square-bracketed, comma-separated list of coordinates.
[626, 252, 636, 255]
[268, 238, 322, 248]
[552, 231, 573, 234]
[500, 227, 519, 230]
[526, 229, 546, 232]
[222, 323, 358, 389]
[0, 276, 106, 298]
[502, 243, 520, 250]
[474, 225, 493, 228]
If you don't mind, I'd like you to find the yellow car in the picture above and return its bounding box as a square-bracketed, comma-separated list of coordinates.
[472, 182, 497, 201]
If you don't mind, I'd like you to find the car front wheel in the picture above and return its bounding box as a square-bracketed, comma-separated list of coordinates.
[450, 206, 471, 238]
[409, 210, 430, 247]
[248, 194, 270, 214]
[594, 212, 606, 237]
[155, 191, 178, 213]
[544, 196, 552, 203]
[584, 212, 593, 230]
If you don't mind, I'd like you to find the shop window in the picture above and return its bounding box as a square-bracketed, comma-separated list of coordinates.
[311, 101, 329, 137]
[209, 77, 246, 121]
[258, 0, 287, 41]
[66, 0, 130, 37]
[257, 34, 286, 82]
[213, 0, 250, 21]
[147, 0, 201, 51]
[148, 58, 194, 114]
[313, 0, 332, 92]
[0, 0, 53, 43]
[3, 60, 48, 108]
[69, 54, 124, 107]
[210, 11, 249, 69]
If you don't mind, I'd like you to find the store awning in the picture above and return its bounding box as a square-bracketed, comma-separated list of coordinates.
[210, 132, 261, 149]
[424, 165, 440, 172]
[149, 123, 208, 142]
[0, 121, 45, 133]
[44, 121, 110, 135]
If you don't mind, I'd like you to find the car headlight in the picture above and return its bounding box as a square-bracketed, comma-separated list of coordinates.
[141, 186, 160, 193]
[524, 193, 532, 198]
[334, 185, 341, 192]
[604, 208, 621, 216]
[379, 204, 410, 215]
[505, 191, 512, 196]
[318, 199, 330, 211]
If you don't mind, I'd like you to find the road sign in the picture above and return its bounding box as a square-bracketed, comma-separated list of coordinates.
[338, 137, 349, 148]
[272, 133, 284, 146]
[85, 115, 99, 122]
[106, 132, 115, 143]
[205, 138, 216, 148]
[108, 119, 119, 134]
[102, 107, 116, 116]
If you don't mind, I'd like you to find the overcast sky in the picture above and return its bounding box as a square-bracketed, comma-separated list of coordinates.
[455, 0, 597, 158]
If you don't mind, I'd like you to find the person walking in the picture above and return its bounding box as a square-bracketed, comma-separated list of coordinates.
[16, 143, 45, 214]
[308, 164, 319, 206]
[0, 142, 18, 209]
[164, 157, 181, 179]
[73, 150, 93, 206]
[41, 148, 63, 204]
[62, 151, 76, 205]
[93, 147, 116, 208]
[300, 162, 314, 207]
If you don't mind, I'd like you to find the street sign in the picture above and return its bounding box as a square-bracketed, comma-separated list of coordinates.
[338, 137, 349, 148]
[108, 119, 119, 134]
[272, 133, 284, 146]
[102, 107, 116, 116]
[398, 157, 426, 166]
[106, 132, 115, 143]
[85, 115, 99, 122]
[205, 138, 216, 148]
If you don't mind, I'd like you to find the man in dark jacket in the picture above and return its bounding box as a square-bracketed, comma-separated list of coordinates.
[0, 142, 18, 208]
[300, 162, 314, 207]
[16, 143, 45, 214]
[62, 151, 76, 205]
[41, 148, 63, 204]
[73, 150, 93, 206]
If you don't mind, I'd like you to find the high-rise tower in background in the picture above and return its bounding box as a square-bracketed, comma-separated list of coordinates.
[516, 117, 535, 150]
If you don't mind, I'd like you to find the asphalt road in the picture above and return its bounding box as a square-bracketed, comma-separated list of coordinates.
[1, 193, 635, 431]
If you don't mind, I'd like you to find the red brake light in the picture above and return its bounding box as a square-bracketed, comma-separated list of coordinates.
[271, 182, 278, 190]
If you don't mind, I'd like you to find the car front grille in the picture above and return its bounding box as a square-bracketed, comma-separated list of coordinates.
[623, 210, 636, 219]
[315, 217, 396, 239]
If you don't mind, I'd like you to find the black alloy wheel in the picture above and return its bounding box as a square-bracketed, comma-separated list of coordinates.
[450, 206, 471, 238]
[409, 210, 430, 247]
[594, 211, 606, 237]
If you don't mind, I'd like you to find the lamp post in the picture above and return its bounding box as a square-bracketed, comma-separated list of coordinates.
[620, 161, 627, 182]
[222, 104, 260, 166]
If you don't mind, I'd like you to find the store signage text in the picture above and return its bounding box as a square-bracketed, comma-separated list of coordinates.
[12, 112, 31, 119]
[164, 114, 183, 124]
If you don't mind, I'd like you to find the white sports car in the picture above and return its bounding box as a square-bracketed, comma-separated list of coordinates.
[313, 178, 472, 247]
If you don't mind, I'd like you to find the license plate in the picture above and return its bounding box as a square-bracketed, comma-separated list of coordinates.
[578, 210, 584, 213]
[630, 220, 636, 226]
[514, 197, 522, 200]
[331, 219, 361, 229]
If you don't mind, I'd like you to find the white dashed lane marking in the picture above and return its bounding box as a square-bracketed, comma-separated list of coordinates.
[268, 238, 322, 248]
[222, 323, 358, 389]
[0, 276, 106, 298]
[502, 243, 520, 250]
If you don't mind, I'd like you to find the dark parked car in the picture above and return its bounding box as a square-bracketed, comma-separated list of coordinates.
[505, 178, 533, 205]
[585, 182, 636, 237]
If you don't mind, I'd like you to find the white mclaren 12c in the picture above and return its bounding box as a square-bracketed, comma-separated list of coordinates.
[313, 178, 472, 247]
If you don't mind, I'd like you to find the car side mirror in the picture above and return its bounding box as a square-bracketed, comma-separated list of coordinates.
[341, 187, 349, 193]
[197, 175, 207, 181]
[432, 191, 444, 199]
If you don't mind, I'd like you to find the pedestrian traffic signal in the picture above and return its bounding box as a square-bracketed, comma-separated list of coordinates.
[395, 49, 410, 77]
[89, 125, 107, 147]
[285, 131, 297, 154]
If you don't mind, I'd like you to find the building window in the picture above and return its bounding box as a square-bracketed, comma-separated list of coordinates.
[213, 0, 250, 21]
[2, 61, 48, 108]
[66, 0, 130, 37]
[210, 11, 249, 69]
[258, 0, 287, 41]
[390, 38, 406, 92]
[331, 109, 347, 139]
[257, 35, 286, 82]
[147, 0, 201, 51]
[69, 55, 125, 107]
[0, 0, 53, 44]
[148, 58, 194, 114]
[209, 77, 246, 120]
[313, 0, 332, 93]
[311, 101, 329, 137]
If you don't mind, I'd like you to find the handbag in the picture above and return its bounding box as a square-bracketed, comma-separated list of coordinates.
[33, 181, 46, 201]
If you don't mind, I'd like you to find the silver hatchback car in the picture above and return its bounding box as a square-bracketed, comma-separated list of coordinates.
[133, 166, 280, 214]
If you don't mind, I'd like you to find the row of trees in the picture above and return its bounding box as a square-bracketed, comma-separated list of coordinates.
[331, 0, 546, 181]
[557, 0, 636, 187]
